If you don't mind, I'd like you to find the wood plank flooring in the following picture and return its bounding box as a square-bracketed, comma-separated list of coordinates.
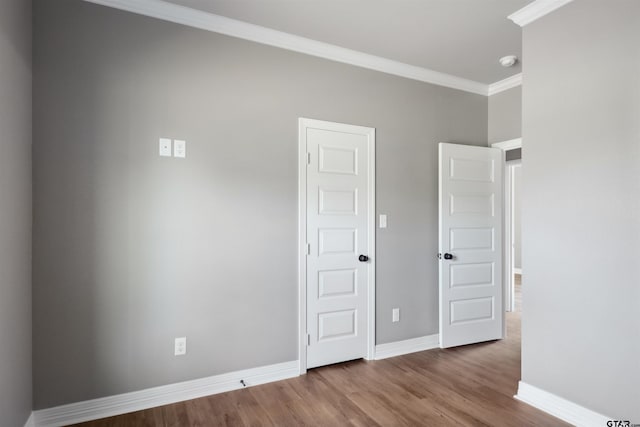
[74, 283, 565, 426]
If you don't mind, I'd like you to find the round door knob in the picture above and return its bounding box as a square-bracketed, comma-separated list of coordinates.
[359, 255, 369, 262]
[444, 253, 454, 260]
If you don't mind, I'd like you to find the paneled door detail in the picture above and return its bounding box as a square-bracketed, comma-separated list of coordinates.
[439, 143, 503, 348]
[301, 118, 375, 370]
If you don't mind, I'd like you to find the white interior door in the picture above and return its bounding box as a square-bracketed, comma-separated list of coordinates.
[301, 118, 374, 370]
[438, 143, 503, 348]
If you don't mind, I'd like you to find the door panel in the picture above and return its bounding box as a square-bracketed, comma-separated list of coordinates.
[304, 120, 374, 369]
[318, 269, 357, 298]
[318, 310, 357, 341]
[318, 228, 357, 255]
[319, 145, 358, 174]
[450, 263, 494, 287]
[450, 227, 494, 251]
[450, 297, 494, 324]
[319, 189, 358, 215]
[439, 143, 503, 348]
[450, 194, 494, 215]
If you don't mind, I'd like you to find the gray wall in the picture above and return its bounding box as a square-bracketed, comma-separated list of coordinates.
[505, 147, 521, 161]
[522, 0, 639, 420]
[0, 0, 33, 425]
[488, 86, 521, 144]
[33, 0, 487, 408]
[490, 86, 521, 270]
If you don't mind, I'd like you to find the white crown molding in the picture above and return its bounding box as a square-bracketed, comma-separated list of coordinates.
[32, 360, 298, 427]
[488, 73, 522, 96]
[374, 334, 439, 360]
[508, 0, 575, 27]
[515, 381, 611, 427]
[491, 138, 522, 151]
[82, 0, 489, 95]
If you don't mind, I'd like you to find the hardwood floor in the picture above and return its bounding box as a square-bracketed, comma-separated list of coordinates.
[74, 289, 565, 426]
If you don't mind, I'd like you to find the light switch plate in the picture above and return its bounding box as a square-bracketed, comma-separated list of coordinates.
[159, 138, 172, 157]
[379, 214, 388, 228]
[174, 337, 187, 356]
[392, 308, 400, 323]
[174, 140, 186, 158]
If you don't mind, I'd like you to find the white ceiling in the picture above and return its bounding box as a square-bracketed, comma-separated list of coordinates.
[161, 0, 532, 84]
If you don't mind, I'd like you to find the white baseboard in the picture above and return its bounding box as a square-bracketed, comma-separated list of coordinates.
[24, 412, 35, 427]
[513, 268, 522, 275]
[374, 334, 439, 360]
[33, 360, 298, 427]
[515, 381, 611, 427]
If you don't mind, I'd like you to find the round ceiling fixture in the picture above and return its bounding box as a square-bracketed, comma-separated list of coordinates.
[499, 55, 518, 67]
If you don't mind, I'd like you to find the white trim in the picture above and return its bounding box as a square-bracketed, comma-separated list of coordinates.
[505, 160, 521, 312]
[491, 138, 522, 151]
[366, 126, 377, 362]
[513, 268, 522, 275]
[298, 119, 308, 375]
[488, 73, 522, 96]
[504, 157, 514, 313]
[508, 0, 575, 27]
[24, 412, 35, 427]
[515, 382, 611, 427]
[298, 118, 376, 372]
[374, 334, 439, 360]
[32, 361, 298, 427]
[82, 0, 490, 95]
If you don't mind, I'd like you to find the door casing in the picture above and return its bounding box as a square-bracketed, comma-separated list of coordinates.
[298, 117, 376, 374]
[505, 159, 521, 312]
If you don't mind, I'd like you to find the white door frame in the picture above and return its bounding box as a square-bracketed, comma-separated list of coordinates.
[506, 159, 521, 312]
[490, 138, 522, 315]
[298, 117, 376, 375]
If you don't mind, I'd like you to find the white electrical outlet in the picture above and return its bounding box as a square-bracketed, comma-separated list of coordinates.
[392, 308, 400, 323]
[159, 138, 172, 157]
[174, 139, 186, 158]
[174, 337, 187, 356]
[379, 214, 388, 228]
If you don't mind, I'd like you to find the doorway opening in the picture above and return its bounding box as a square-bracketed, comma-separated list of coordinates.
[491, 139, 522, 315]
[507, 158, 522, 312]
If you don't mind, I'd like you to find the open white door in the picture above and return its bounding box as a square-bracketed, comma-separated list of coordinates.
[438, 143, 503, 348]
